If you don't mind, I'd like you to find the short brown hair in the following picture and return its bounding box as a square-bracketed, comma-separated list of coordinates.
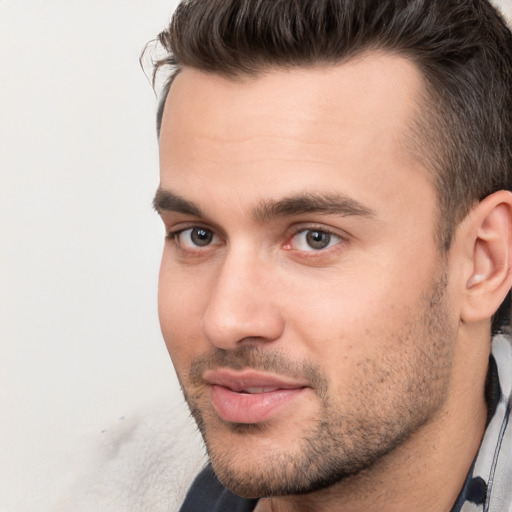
[149, 0, 512, 329]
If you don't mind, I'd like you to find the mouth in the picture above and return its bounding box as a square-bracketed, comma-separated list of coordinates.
[203, 369, 309, 424]
[236, 387, 282, 394]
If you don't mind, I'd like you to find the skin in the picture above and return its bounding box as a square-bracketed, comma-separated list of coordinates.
[156, 54, 495, 511]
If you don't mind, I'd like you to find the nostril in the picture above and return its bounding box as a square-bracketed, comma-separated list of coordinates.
[201, 306, 285, 350]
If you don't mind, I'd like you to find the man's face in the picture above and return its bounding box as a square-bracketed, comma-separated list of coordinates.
[157, 54, 459, 497]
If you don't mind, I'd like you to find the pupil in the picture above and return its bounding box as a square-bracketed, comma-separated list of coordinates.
[306, 230, 330, 249]
[191, 228, 212, 246]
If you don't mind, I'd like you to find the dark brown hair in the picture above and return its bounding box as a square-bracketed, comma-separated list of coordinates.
[149, 0, 512, 330]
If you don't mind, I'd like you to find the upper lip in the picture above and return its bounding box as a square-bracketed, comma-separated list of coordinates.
[203, 369, 309, 392]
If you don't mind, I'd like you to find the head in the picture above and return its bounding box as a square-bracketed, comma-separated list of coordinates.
[152, 0, 512, 500]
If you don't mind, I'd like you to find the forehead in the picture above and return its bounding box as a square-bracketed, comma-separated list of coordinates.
[161, 53, 423, 142]
[158, 53, 431, 218]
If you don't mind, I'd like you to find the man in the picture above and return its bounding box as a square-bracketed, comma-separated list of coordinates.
[151, 0, 512, 510]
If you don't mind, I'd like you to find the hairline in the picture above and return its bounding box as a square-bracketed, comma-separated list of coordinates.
[157, 52, 463, 252]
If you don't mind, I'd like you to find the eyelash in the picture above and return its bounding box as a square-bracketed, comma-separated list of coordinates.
[166, 225, 345, 254]
[166, 227, 220, 248]
[285, 226, 344, 252]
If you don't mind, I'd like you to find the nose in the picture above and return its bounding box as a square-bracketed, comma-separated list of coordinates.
[200, 251, 285, 350]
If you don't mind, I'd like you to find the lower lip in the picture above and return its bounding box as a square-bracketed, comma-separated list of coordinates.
[210, 385, 306, 424]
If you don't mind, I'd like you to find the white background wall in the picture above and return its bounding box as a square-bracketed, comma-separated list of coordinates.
[1, 1, 511, 512]
[0, 2, 197, 511]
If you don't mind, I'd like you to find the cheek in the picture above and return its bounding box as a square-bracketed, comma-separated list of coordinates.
[283, 266, 435, 380]
[158, 259, 209, 369]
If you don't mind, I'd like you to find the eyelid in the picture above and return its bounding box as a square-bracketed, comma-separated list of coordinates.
[288, 223, 346, 237]
[284, 224, 347, 252]
[164, 214, 226, 236]
[165, 221, 347, 255]
[167, 224, 223, 252]
[165, 219, 218, 238]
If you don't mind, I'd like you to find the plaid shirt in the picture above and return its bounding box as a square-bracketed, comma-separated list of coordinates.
[452, 334, 512, 512]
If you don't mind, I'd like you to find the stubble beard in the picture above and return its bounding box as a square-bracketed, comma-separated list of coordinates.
[182, 267, 456, 498]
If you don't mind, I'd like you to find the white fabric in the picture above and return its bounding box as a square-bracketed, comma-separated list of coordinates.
[55, 400, 206, 512]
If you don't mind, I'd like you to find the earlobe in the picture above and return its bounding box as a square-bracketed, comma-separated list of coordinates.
[461, 190, 512, 324]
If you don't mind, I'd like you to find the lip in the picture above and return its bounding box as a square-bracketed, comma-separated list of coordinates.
[204, 369, 309, 424]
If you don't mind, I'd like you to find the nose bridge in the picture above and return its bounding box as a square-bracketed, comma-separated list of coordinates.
[201, 245, 284, 349]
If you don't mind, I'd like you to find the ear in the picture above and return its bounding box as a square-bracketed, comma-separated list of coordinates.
[460, 190, 512, 324]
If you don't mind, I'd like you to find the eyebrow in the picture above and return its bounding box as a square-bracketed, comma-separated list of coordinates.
[153, 188, 374, 221]
[153, 188, 203, 216]
[252, 192, 375, 221]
